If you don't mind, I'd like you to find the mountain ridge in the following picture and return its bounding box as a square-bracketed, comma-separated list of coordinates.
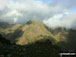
[0, 20, 55, 45]
[0, 20, 76, 51]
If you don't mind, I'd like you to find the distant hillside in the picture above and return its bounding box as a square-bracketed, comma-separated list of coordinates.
[47, 27, 76, 52]
[0, 22, 11, 29]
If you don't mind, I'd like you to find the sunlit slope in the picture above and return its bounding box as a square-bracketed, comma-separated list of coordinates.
[0, 20, 55, 45]
[16, 20, 55, 45]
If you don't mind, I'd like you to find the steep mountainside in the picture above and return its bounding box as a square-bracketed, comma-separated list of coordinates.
[0, 20, 55, 45]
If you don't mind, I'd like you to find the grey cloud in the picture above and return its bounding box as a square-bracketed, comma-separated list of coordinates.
[0, 0, 67, 24]
[0, 0, 76, 29]
[52, 0, 76, 8]
[0, 0, 8, 10]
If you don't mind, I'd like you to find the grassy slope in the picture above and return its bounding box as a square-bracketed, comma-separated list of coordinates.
[16, 20, 55, 45]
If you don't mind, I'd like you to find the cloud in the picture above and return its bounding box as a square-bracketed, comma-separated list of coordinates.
[43, 12, 69, 28]
[5, 10, 22, 17]
[0, 0, 52, 23]
[51, 0, 76, 8]
[61, 0, 76, 8]
[43, 12, 76, 30]
[3, 10, 23, 23]
[0, 0, 76, 29]
[0, 0, 67, 23]
[0, 0, 8, 10]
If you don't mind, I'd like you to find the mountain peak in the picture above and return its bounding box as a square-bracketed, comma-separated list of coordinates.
[0, 20, 54, 45]
[26, 20, 43, 25]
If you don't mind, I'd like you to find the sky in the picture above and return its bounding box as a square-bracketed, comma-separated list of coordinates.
[35, 0, 52, 3]
[72, 8, 76, 12]
[0, 0, 76, 29]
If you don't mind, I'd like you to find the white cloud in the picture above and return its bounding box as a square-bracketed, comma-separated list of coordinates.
[43, 12, 66, 28]
[0, 0, 52, 23]
[43, 12, 76, 30]
[0, 0, 76, 29]
[5, 10, 22, 17]
[13, 18, 18, 23]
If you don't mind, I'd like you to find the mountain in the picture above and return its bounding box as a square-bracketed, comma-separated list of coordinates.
[0, 20, 55, 45]
[0, 20, 76, 52]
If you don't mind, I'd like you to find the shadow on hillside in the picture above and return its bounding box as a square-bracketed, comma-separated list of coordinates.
[0, 34, 61, 57]
[57, 29, 76, 52]
[66, 29, 76, 51]
[0, 34, 11, 45]
[25, 39, 61, 57]
[5, 29, 24, 43]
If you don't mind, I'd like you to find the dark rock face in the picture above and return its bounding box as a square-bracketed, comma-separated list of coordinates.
[0, 34, 11, 45]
